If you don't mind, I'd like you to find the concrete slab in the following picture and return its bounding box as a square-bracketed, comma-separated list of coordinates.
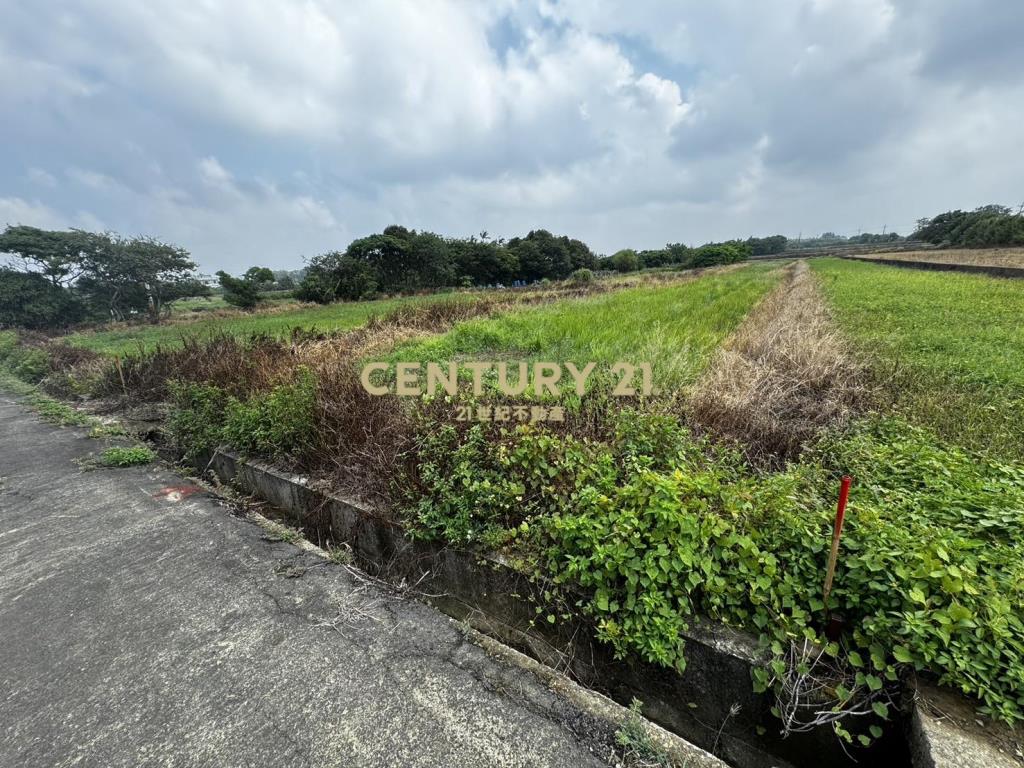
[909, 680, 1023, 768]
[0, 397, 673, 767]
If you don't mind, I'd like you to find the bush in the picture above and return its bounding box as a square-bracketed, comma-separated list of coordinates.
[570, 268, 594, 284]
[167, 380, 231, 460]
[221, 370, 316, 459]
[609, 249, 640, 273]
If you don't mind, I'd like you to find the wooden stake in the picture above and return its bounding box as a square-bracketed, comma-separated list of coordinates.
[823, 475, 852, 610]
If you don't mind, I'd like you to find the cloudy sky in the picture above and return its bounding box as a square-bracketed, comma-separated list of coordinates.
[1, 1, 1022, 273]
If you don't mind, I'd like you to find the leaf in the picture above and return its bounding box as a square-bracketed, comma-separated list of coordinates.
[872, 701, 889, 719]
[866, 675, 883, 692]
[847, 651, 865, 668]
[892, 645, 914, 663]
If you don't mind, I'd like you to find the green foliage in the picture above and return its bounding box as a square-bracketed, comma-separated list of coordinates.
[688, 240, 751, 267]
[217, 270, 261, 309]
[20, 389, 93, 426]
[615, 698, 671, 767]
[98, 445, 156, 467]
[167, 380, 231, 459]
[168, 373, 316, 461]
[0, 268, 87, 329]
[0, 225, 94, 286]
[570, 267, 594, 284]
[914, 205, 1024, 247]
[409, 408, 1024, 727]
[609, 249, 640, 273]
[0, 342, 49, 384]
[746, 235, 788, 255]
[74, 234, 199, 321]
[221, 371, 316, 459]
[0, 225, 200, 325]
[296, 226, 596, 302]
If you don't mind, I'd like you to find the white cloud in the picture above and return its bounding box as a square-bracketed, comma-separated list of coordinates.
[0, 197, 67, 229]
[0, 0, 1022, 267]
[26, 168, 57, 187]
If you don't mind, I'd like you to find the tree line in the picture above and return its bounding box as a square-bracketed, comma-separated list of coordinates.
[913, 205, 1024, 248]
[294, 225, 768, 303]
[3, 202, 1020, 329]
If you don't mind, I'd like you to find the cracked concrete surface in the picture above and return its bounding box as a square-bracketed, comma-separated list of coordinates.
[0, 397, 619, 767]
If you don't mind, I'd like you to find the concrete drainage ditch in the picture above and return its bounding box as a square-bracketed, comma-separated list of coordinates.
[197, 448, 1014, 768]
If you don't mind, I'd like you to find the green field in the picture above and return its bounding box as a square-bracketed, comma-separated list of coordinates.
[63, 291, 476, 355]
[812, 258, 1024, 459]
[388, 263, 781, 392]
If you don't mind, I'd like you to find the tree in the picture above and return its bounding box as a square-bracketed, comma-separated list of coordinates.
[609, 249, 640, 273]
[296, 251, 379, 303]
[244, 266, 275, 288]
[76, 235, 199, 321]
[0, 268, 86, 329]
[217, 270, 261, 309]
[0, 226, 100, 286]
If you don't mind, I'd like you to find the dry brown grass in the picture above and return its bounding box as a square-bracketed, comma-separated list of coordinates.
[859, 247, 1024, 268]
[689, 261, 870, 461]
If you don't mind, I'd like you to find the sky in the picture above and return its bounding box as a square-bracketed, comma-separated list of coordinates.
[1, 0, 1022, 273]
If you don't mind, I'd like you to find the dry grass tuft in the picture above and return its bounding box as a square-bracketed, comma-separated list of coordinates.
[689, 262, 870, 461]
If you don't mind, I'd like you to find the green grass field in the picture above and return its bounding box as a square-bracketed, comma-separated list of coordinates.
[63, 291, 476, 355]
[387, 263, 781, 393]
[812, 258, 1024, 460]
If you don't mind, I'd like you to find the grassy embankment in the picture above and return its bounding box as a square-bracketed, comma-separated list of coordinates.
[812, 257, 1024, 461]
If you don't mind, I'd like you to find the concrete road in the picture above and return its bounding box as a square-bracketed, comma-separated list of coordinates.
[0, 397, 617, 767]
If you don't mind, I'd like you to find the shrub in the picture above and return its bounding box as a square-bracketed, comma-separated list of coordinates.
[167, 380, 231, 460]
[570, 268, 594, 284]
[609, 249, 640, 273]
[221, 370, 316, 459]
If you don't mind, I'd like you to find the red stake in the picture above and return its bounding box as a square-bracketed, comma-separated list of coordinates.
[822, 475, 852, 610]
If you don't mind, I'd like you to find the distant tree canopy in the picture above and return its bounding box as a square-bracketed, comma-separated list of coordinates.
[0, 226, 203, 328]
[626, 240, 752, 271]
[913, 205, 1024, 248]
[788, 231, 901, 249]
[217, 266, 275, 310]
[746, 235, 788, 255]
[297, 227, 598, 303]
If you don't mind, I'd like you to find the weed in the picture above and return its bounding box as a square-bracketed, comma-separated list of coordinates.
[98, 445, 156, 467]
[614, 699, 672, 767]
[261, 520, 302, 544]
[326, 545, 354, 565]
[88, 423, 128, 439]
[24, 393, 92, 426]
